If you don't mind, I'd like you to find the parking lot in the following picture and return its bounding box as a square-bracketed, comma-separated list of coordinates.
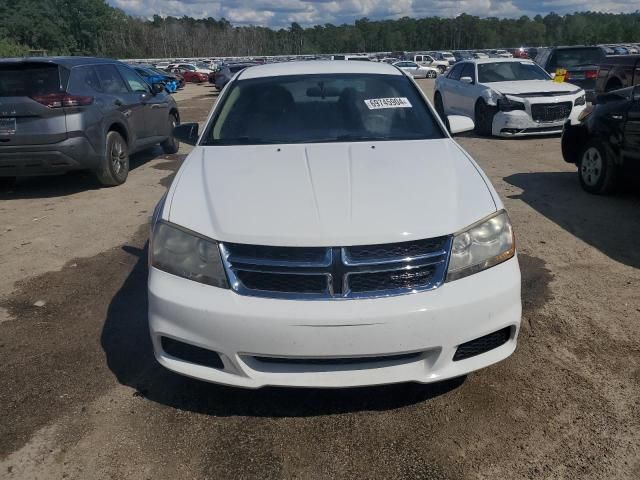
[1, 79, 639, 479]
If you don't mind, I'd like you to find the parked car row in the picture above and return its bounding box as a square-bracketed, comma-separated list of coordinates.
[0, 57, 180, 186]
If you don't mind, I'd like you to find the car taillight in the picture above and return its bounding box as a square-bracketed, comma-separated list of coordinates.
[31, 93, 94, 108]
[585, 70, 598, 80]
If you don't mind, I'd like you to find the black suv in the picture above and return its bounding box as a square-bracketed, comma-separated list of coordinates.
[0, 57, 180, 186]
[535, 46, 607, 102]
[561, 85, 640, 194]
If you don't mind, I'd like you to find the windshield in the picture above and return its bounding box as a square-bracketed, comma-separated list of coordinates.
[478, 61, 550, 83]
[203, 73, 445, 145]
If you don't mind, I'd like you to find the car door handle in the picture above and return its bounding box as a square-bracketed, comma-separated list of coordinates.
[610, 114, 624, 120]
[151, 104, 165, 109]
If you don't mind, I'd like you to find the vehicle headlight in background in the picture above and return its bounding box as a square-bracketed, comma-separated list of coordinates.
[446, 210, 515, 282]
[574, 94, 586, 106]
[151, 222, 229, 288]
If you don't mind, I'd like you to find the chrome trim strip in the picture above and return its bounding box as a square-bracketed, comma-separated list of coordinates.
[226, 247, 333, 268]
[341, 246, 448, 266]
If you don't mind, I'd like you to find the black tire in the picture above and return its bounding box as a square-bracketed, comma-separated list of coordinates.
[95, 131, 129, 187]
[427, 70, 437, 79]
[434, 92, 449, 131]
[161, 113, 180, 154]
[438, 65, 446, 74]
[474, 99, 497, 137]
[578, 139, 618, 194]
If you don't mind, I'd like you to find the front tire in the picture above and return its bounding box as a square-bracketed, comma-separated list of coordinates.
[578, 140, 618, 194]
[161, 113, 180, 154]
[434, 92, 449, 131]
[474, 100, 497, 137]
[95, 131, 129, 187]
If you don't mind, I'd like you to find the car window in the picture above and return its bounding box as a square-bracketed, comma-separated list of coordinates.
[460, 63, 475, 81]
[548, 48, 602, 70]
[68, 65, 103, 94]
[0, 63, 62, 97]
[415, 56, 423, 63]
[406, 62, 418, 68]
[203, 73, 445, 145]
[447, 63, 464, 80]
[94, 64, 129, 94]
[117, 65, 150, 93]
[230, 65, 251, 74]
[477, 61, 550, 83]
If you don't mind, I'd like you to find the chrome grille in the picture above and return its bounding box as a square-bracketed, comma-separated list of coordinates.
[531, 102, 572, 123]
[220, 236, 451, 299]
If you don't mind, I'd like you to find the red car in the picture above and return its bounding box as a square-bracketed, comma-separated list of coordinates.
[170, 68, 207, 83]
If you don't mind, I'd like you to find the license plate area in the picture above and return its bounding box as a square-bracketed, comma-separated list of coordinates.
[0, 117, 16, 135]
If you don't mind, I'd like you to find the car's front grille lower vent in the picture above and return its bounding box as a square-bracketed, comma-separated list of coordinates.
[220, 236, 451, 300]
[531, 102, 572, 122]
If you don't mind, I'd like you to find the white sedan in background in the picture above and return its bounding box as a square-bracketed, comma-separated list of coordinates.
[393, 60, 438, 78]
[434, 58, 587, 137]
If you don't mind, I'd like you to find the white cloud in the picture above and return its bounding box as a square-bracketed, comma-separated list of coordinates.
[107, 0, 640, 27]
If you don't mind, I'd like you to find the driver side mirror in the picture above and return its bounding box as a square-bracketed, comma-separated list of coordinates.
[460, 76, 473, 84]
[173, 123, 199, 146]
[151, 83, 165, 95]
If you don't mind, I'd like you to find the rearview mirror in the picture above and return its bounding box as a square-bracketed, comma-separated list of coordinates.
[173, 123, 199, 146]
[460, 76, 473, 84]
[151, 83, 165, 95]
[447, 115, 475, 135]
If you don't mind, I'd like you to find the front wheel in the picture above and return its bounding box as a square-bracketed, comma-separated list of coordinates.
[427, 70, 437, 79]
[161, 114, 180, 154]
[578, 140, 618, 194]
[474, 100, 497, 137]
[95, 131, 129, 186]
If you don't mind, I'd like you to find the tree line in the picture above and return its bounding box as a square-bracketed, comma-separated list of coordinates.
[1, 0, 640, 58]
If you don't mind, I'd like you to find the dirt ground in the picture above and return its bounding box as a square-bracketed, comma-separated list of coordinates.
[0, 80, 638, 480]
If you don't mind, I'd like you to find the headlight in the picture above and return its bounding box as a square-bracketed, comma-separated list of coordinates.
[446, 211, 515, 282]
[497, 97, 525, 111]
[574, 94, 586, 106]
[150, 222, 229, 288]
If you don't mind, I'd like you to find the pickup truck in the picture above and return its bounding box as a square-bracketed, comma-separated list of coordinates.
[407, 54, 449, 74]
[595, 54, 640, 94]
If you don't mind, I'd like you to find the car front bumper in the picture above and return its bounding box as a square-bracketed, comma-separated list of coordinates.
[148, 256, 521, 388]
[492, 96, 586, 137]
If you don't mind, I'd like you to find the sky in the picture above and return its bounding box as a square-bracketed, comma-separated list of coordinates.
[107, 0, 640, 27]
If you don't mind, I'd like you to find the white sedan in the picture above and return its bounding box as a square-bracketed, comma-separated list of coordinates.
[434, 58, 587, 137]
[148, 60, 521, 388]
[393, 60, 438, 78]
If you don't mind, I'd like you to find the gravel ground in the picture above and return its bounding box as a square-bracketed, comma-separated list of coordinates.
[0, 80, 638, 480]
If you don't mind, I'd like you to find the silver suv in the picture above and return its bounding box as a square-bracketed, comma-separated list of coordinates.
[0, 57, 180, 186]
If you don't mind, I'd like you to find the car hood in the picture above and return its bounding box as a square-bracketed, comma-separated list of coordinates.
[488, 80, 581, 95]
[167, 139, 497, 247]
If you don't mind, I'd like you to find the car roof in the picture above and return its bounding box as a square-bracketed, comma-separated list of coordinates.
[239, 60, 402, 79]
[0, 56, 121, 67]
